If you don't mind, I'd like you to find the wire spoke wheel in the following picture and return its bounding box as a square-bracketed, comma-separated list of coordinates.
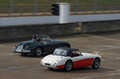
[92, 58, 100, 69]
[65, 61, 73, 71]
[35, 48, 42, 56]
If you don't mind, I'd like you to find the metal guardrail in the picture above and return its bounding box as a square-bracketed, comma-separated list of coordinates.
[0, 0, 120, 17]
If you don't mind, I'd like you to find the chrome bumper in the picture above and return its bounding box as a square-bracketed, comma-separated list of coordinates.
[14, 45, 30, 53]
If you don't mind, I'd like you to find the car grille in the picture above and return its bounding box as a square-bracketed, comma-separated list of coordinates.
[16, 45, 23, 52]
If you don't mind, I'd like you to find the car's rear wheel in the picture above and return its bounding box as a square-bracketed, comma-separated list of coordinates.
[21, 53, 26, 56]
[65, 44, 70, 47]
[65, 60, 73, 71]
[34, 48, 42, 57]
[92, 58, 100, 69]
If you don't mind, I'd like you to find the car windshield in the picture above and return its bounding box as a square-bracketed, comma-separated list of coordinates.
[32, 34, 52, 42]
[53, 49, 68, 56]
[39, 35, 51, 41]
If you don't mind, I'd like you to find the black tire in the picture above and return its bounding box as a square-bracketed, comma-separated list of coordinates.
[64, 45, 70, 48]
[21, 53, 27, 56]
[34, 48, 42, 57]
[92, 58, 100, 69]
[64, 60, 73, 71]
[48, 67, 53, 70]
[65, 44, 70, 48]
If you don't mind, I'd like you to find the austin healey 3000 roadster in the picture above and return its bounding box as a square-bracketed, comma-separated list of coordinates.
[40, 47, 101, 71]
[13, 34, 70, 56]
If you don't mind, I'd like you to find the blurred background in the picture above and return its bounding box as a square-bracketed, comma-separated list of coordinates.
[0, 0, 120, 17]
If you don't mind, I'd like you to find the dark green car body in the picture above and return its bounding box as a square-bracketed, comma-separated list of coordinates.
[14, 35, 70, 56]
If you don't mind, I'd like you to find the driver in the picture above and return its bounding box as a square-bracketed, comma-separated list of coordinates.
[32, 34, 40, 41]
[32, 34, 45, 44]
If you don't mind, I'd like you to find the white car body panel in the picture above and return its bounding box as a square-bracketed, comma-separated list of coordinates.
[40, 52, 101, 69]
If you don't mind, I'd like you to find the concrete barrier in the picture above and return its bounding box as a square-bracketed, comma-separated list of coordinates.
[0, 20, 120, 42]
[81, 20, 120, 33]
[0, 23, 77, 42]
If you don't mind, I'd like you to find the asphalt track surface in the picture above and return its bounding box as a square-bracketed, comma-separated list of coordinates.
[0, 32, 120, 79]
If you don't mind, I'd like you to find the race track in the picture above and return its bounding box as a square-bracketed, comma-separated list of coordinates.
[0, 32, 120, 79]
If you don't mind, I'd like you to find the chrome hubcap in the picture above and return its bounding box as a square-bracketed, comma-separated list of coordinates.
[94, 60, 100, 68]
[36, 48, 41, 56]
[66, 61, 72, 70]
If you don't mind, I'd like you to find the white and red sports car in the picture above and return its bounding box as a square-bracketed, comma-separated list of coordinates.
[40, 47, 101, 71]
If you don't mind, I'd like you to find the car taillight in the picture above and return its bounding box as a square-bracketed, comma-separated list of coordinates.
[25, 46, 28, 48]
[15, 45, 17, 47]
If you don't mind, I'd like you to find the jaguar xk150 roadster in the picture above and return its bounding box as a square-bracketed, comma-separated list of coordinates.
[13, 34, 70, 56]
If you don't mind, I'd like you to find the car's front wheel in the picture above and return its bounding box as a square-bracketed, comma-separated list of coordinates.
[21, 53, 27, 56]
[65, 60, 73, 71]
[92, 58, 100, 69]
[34, 48, 42, 57]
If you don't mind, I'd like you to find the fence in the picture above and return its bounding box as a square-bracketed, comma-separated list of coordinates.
[0, 0, 120, 17]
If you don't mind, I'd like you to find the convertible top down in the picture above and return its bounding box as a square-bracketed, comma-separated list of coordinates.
[40, 47, 101, 71]
[13, 34, 70, 56]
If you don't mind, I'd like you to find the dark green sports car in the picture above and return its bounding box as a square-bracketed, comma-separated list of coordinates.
[13, 34, 71, 56]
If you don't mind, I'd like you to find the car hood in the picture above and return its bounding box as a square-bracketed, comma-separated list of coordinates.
[15, 40, 43, 50]
[18, 40, 42, 46]
[42, 54, 64, 63]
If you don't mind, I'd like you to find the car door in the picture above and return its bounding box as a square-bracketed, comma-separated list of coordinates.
[42, 41, 59, 53]
[72, 56, 84, 68]
[71, 50, 94, 68]
[80, 55, 94, 67]
[76, 55, 94, 68]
